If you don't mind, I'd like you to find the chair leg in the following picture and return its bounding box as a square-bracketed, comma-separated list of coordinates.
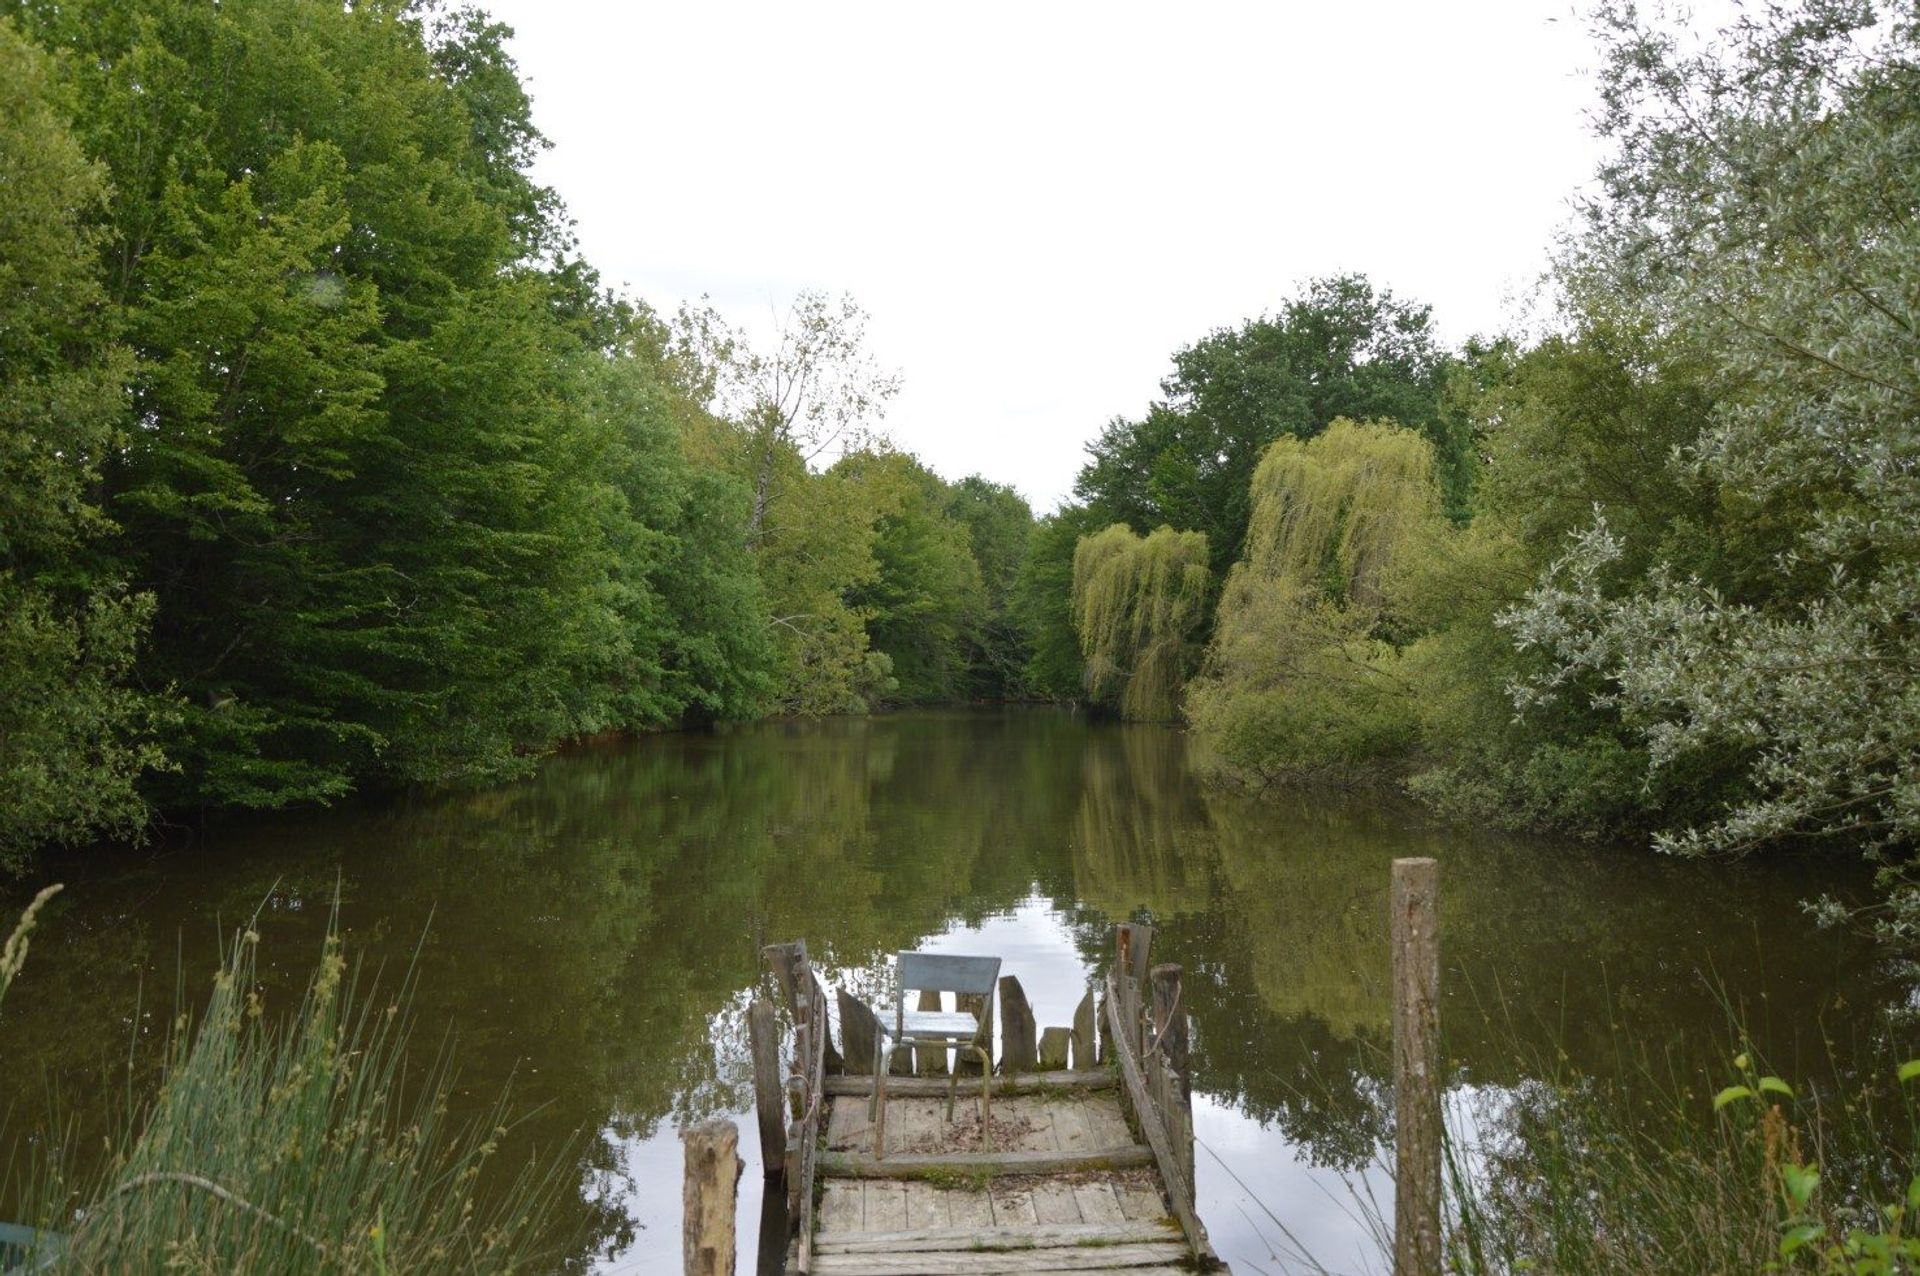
[974, 1046, 993, 1150]
[873, 1045, 888, 1159]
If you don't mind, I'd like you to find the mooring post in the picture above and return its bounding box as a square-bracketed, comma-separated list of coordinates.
[999, 974, 1036, 1073]
[1392, 856, 1442, 1276]
[683, 1117, 741, 1276]
[747, 998, 785, 1180]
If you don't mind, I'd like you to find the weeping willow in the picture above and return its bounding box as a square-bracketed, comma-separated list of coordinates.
[1189, 419, 1446, 779]
[1071, 524, 1210, 721]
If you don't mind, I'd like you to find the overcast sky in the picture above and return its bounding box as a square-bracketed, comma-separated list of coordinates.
[479, 1, 1606, 512]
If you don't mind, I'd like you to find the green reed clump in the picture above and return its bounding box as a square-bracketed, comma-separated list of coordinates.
[4, 906, 578, 1273]
[1442, 1042, 1920, 1275]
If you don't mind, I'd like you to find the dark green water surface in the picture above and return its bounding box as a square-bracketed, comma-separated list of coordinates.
[0, 709, 1895, 1272]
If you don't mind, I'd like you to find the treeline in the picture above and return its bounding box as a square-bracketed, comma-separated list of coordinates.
[1032, 2, 1920, 928]
[0, 0, 1031, 871]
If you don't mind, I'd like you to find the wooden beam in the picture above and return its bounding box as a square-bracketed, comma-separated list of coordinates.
[1393, 857, 1442, 1276]
[815, 1146, 1153, 1180]
[1038, 1026, 1071, 1070]
[815, 1220, 1178, 1253]
[1071, 989, 1095, 1071]
[1106, 970, 1213, 1266]
[837, 989, 877, 1077]
[998, 975, 1036, 1073]
[682, 1118, 740, 1276]
[747, 998, 785, 1180]
[810, 1241, 1190, 1274]
[823, 1070, 1113, 1098]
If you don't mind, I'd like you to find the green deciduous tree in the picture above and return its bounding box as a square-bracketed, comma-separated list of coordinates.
[1497, 2, 1920, 931]
[1188, 420, 1443, 781]
[1074, 274, 1459, 584]
[0, 18, 166, 868]
[1071, 524, 1209, 721]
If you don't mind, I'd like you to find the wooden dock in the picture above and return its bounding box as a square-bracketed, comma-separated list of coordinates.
[745, 924, 1226, 1276]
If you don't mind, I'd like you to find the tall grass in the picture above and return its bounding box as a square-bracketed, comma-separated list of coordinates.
[2, 894, 580, 1273]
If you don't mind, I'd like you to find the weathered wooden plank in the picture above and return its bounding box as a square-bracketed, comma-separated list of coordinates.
[944, 1184, 995, 1229]
[1113, 1180, 1168, 1222]
[815, 1220, 1177, 1253]
[1037, 1026, 1071, 1070]
[988, 1179, 1038, 1226]
[1106, 969, 1212, 1266]
[823, 1071, 1112, 1098]
[1393, 856, 1442, 1276]
[749, 998, 785, 1180]
[838, 990, 878, 1077]
[863, 1181, 907, 1233]
[681, 1119, 739, 1276]
[1029, 1178, 1082, 1225]
[1050, 1099, 1096, 1152]
[816, 1146, 1153, 1180]
[998, 975, 1036, 1073]
[1072, 1180, 1127, 1225]
[810, 1241, 1191, 1274]
[818, 1181, 864, 1235]
[1071, 989, 1095, 1071]
[899, 1180, 950, 1231]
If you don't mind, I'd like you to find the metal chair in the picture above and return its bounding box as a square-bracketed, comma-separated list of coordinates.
[870, 951, 1000, 1158]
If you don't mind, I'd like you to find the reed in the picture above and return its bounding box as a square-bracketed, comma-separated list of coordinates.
[2, 897, 579, 1273]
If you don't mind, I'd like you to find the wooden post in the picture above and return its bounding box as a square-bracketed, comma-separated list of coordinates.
[955, 991, 988, 1074]
[747, 998, 785, 1180]
[1038, 1026, 1071, 1070]
[1071, 989, 1095, 1071]
[1150, 963, 1193, 1199]
[837, 990, 877, 1077]
[1392, 857, 1442, 1276]
[915, 989, 947, 1075]
[683, 1118, 741, 1276]
[999, 975, 1036, 1073]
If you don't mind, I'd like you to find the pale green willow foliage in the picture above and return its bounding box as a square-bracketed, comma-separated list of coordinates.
[1503, 2, 1920, 932]
[1189, 420, 1445, 780]
[1071, 524, 1209, 721]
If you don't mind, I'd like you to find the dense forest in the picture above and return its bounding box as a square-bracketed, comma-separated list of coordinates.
[0, 0, 1035, 872]
[4, 0, 1918, 944]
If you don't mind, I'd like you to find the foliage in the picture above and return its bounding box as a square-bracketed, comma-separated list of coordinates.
[5, 913, 575, 1272]
[1013, 504, 1100, 701]
[1495, 2, 1920, 923]
[945, 476, 1035, 699]
[1188, 420, 1443, 782]
[838, 452, 985, 705]
[1074, 274, 1459, 585]
[0, 19, 167, 869]
[1071, 524, 1209, 720]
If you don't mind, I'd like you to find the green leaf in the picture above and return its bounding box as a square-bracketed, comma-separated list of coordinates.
[1713, 1084, 1755, 1111]
[1757, 1075, 1795, 1099]
[1780, 1162, 1819, 1209]
[1897, 1059, 1920, 1084]
[1906, 1173, 1920, 1213]
[1780, 1222, 1824, 1257]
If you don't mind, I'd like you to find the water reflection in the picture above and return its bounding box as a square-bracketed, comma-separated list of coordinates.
[0, 709, 1889, 1273]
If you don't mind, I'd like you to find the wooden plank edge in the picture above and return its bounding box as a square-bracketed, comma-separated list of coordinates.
[816, 1146, 1153, 1180]
[810, 1241, 1192, 1275]
[816, 1219, 1180, 1253]
[1105, 970, 1220, 1269]
[822, 1070, 1114, 1098]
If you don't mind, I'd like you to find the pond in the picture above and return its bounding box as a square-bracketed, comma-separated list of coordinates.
[0, 708, 1894, 1272]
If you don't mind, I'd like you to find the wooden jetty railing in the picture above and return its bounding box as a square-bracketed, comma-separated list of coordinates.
[1104, 921, 1214, 1266]
[758, 941, 832, 1275]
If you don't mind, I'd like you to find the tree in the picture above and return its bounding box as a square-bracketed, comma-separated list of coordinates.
[945, 476, 1035, 699]
[1497, 2, 1920, 925]
[673, 291, 900, 542]
[1074, 274, 1457, 583]
[0, 18, 165, 868]
[1071, 525, 1210, 721]
[1013, 504, 1101, 701]
[1188, 420, 1443, 782]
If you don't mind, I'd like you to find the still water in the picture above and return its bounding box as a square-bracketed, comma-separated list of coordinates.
[0, 709, 1893, 1272]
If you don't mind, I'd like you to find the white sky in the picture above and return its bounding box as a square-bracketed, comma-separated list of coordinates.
[479, 1, 1606, 512]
